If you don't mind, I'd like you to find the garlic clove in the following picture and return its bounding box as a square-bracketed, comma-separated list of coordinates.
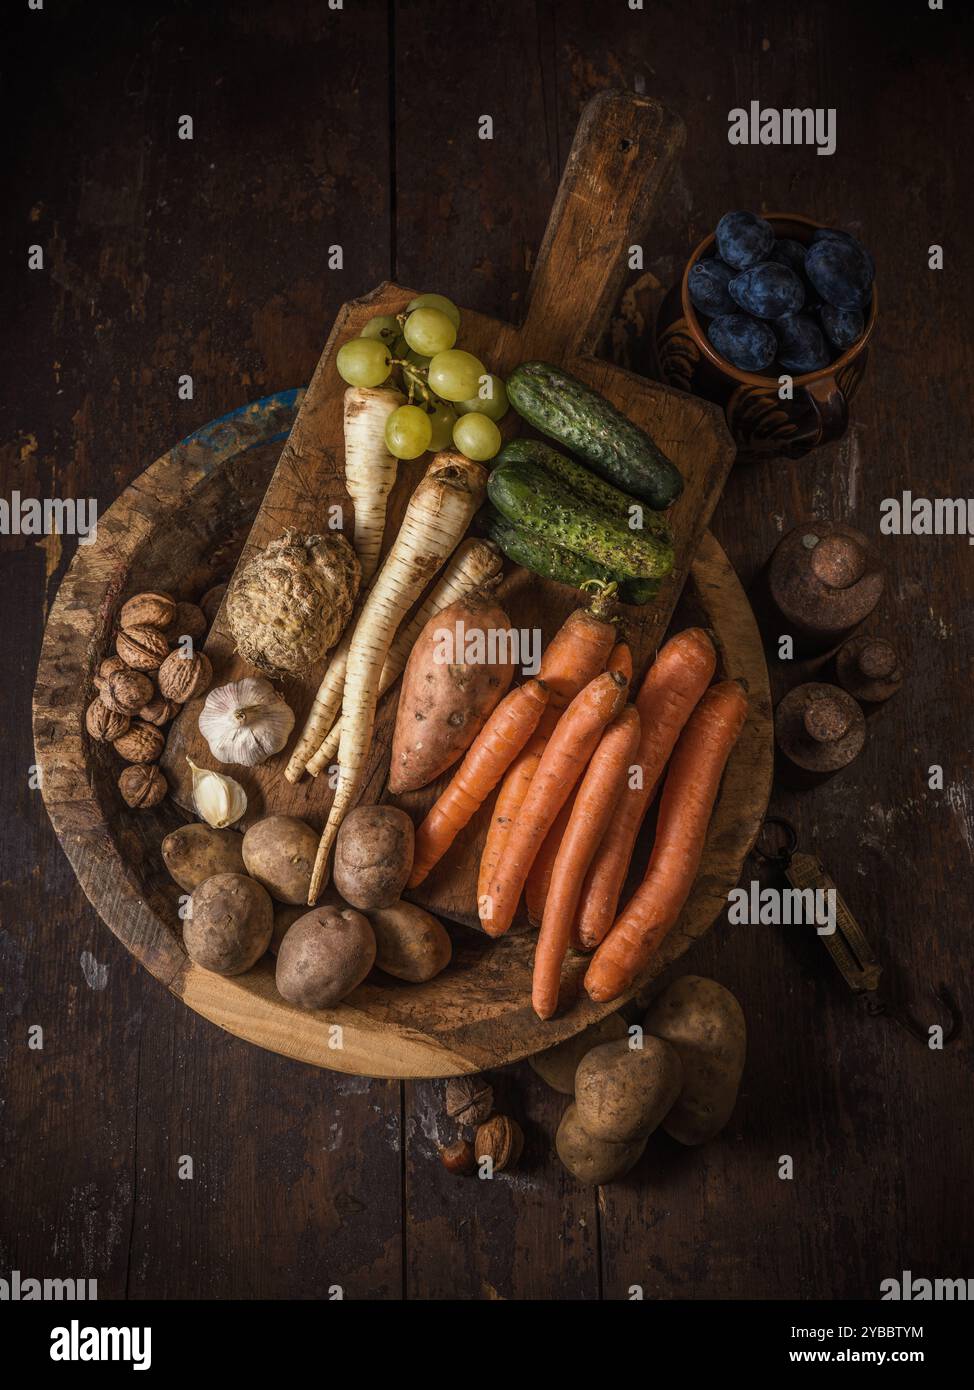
[187, 758, 247, 828]
[198, 677, 295, 766]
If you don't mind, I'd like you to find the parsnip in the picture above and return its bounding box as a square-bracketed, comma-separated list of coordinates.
[304, 538, 502, 777]
[308, 453, 488, 903]
[343, 385, 406, 584]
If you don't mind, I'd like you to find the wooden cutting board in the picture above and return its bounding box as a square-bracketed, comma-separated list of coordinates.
[164, 89, 737, 928]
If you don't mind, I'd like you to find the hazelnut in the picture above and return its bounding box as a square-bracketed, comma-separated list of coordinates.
[139, 693, 181, 726]
[86, 698, 130, 743]
[94, 655, 127, 692]
[116, 624, 170, 671]
[100, 667, 155, 716]
[165, 602, 208, 645]
[118, 763, 167, 809]
[158, 648, 212, 702]
[445, 1076, 494, 1130]
[120, 591, 176, 631]
[112, 719, 166, 763]
[438, 1139, 476, 1177]
[474, 1115, 523, 1173]
[199, 583, 227, 625]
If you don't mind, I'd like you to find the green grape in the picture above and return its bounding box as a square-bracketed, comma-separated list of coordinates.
[403, 306, 457, 357]
[455, 374, 509, 421]
[452, 412, 502, 462]
[428, 349, 485, 402]
[361, 314, 401, 347]
[385, 404, 433, 459]
[336, 337, 392, 387]
[406, 292, 461, 331]
[426, 400, 457, 451]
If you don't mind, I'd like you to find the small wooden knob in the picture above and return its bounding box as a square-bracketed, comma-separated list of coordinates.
[808, 533, 867, 590]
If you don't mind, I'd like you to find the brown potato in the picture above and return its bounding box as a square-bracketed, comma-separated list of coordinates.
[275, 906, 375, 1010]
[555, 1103, 646, 1185]
[333, 805, 414, 910]
[388, 593, 515, 794]
[162, 824, 245, 893]
[574, 1036, 683, 1143]
[643, 975, 746, 1146]
[242, 814, 318, 905]
[366, 901, 452, 982]
[528, 1012, 630, 1094]
[184, 873, 273, 976]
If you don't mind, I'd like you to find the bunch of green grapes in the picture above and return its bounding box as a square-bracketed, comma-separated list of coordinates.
[335, 292, 509, 463]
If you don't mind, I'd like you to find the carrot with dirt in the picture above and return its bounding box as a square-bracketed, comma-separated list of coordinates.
[584, 679, 748, 1002]
[408, 678, 550, 888]
[575, 627, 716, 950]
[307, 453, 487, 903]
[533, 704, 641, 1019]
[342, 385, 407, 585]
[302, 538, 502, 779]
[480, 669, 628, 937]
[476, 589, 618, 911]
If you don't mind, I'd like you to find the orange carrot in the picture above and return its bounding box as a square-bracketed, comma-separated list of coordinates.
[480, 670, 628, 937]
[607, 641, 633, 683]
[524, 791, 577, 926]
[584, 680, 748, 1002]
[533, 706, 641, 1019]
[575, 628, 716, 950]
[408, 679, 550, 887]
[476, 600, 617, 909]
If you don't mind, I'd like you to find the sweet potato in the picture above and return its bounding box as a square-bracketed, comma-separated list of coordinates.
[388, 593, 515, 794]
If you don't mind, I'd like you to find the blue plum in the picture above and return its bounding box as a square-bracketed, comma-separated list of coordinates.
[769, 238, 808, 275]
[820, 304, 864, 352]
[688, 257, 736, 316]
[806, 238, 874, 310]
[715, 211, 775, 270]
[774, 314, 830, 373]
[707, 314, 777, 372]
[811, 227, 876, 278]
[729, 262, 805, 318]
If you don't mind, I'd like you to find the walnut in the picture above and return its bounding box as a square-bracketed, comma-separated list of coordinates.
[199, 583, 227, 625]
[138, 693, 181, 726]
[474, 1115, 523, 1173]
[118, 763, 167, 809]
[438, 1140, 476, 1177]
[85, 698, 130, 743]
[94, 656, 126, 692]
[165, 602, 208, 645]
[157, 649, 212, 702]
[445, 1076, 494, 1130]
[116, 624, 170, 671]
[100, 667, 155, 715]
[112, 719, 165, 763]
[120, 591, 176, 631]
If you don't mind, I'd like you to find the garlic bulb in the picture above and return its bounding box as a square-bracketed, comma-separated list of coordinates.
[198, 677, 295, 767]
[187, 758, 247, 828]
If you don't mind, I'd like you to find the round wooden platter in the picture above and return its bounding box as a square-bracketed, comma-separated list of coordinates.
[33, 390, 773, 1080]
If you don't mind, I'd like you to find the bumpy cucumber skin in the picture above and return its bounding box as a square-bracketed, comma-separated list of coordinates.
[487, 460, 673, 580]
[496, 439, 670, 541]
[506, 361, 684, 510]
[487, 513, 659, 606]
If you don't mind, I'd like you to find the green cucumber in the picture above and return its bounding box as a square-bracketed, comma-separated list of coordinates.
[487, 512, 660, 606]
[487, 459, 673, 580]
[496, 438, 670, 541]
[506, 361, 684, 510]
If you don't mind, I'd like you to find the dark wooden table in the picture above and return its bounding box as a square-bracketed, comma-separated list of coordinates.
[3, 0, 971, 1300]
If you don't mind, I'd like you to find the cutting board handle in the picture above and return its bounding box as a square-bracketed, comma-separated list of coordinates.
[521, 89, 685, 360]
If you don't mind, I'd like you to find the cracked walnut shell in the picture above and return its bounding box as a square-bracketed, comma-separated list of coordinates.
[158, 649, 212, 702]
[116, 624, 170, 671]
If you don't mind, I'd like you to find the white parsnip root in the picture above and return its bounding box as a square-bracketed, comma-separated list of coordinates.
[343, 385, 406, 585]
[308, 453, 488, 903]
[304, 537, 503, 777]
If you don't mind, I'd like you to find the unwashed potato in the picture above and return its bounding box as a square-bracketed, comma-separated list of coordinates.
[574, 1036, 683, 1143]
[528, 1012, 629, 1094]
[162, 824, 245, 892]
[366, 901, 452, 982]
[388, 593, 515, 794]
[333, 805, 414, 910]
[643, 975, 746, 1146]
[275, 906, 376, 1010]
[184, 873, 273, 976]
[556, 1103, 646, 1185]
[242, 814, 318, 905]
